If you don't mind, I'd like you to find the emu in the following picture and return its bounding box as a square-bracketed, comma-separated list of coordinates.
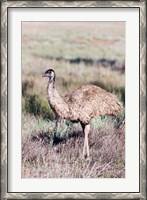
[42, 69, 123, 159]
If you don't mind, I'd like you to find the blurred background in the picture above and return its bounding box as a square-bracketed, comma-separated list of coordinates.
[22, 22, 125, 178]
[22, 22, 125, 120]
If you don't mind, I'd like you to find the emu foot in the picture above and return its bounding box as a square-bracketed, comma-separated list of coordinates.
[82, 153, 90, 160]
[52, 133, 61, 146]
[50, 133, 57, 146]
[52, 136, 58, 146]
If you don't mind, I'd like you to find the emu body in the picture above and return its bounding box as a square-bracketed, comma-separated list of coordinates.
[43, 69, 123, 158]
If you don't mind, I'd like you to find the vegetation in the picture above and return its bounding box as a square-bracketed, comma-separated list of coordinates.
[22, 22, 125, 178]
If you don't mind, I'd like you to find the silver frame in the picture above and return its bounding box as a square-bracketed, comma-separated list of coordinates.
[1, 1, 146, 199]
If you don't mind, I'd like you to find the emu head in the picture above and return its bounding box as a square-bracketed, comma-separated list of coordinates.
[42, 69, 56, 82]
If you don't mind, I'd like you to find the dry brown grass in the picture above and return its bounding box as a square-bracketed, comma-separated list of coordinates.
[22, 116, 125, 178]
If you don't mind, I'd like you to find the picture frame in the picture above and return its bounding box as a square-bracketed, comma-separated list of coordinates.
[1, 0, 146, 199]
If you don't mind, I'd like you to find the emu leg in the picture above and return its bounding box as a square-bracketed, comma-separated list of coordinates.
[53, 115, 59, 145]
[82, 123, 90, 159]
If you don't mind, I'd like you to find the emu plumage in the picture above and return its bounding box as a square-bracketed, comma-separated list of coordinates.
[43, 69, 123, 158]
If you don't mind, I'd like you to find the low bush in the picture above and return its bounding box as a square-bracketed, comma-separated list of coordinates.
[24, 94, 54, 120]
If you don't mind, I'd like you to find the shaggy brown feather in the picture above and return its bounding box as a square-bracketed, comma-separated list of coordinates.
[64, 84, 123, 124]
[43, 69, 124, 158]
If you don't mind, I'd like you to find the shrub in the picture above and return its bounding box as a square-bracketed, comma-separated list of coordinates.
[24, 94, 54, 120]
[114, 87, 125, 106]
[22, 78, 34, 96]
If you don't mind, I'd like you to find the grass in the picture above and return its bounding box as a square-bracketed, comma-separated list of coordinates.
[22, 22, 125, 178]
[22, 115, 125, 178]
[22, 22, 125, 61]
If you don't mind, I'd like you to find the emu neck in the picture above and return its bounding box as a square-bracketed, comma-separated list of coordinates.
[47, 79, 70, 119]
[47, 80, 55, 93]
[47, 79, 61, 102]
